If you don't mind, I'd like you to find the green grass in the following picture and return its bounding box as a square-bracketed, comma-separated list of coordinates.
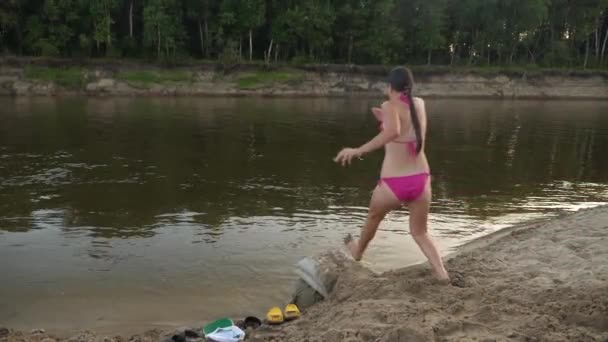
[116, 70, 193, 88]
[23, 66, 86, 89]
[236, 71, 303, 89]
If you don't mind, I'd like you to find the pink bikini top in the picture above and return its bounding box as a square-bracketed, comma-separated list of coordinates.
[375, 94, 418, 156]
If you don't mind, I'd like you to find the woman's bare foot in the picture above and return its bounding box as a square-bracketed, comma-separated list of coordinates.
[434, 277, 451, 286]
[434, 268, 451, 285]
[343, 234, 361, 261]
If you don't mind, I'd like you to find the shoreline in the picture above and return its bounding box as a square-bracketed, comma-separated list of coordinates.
[0, 59, 607, 99]
[3, 205, 607, 341]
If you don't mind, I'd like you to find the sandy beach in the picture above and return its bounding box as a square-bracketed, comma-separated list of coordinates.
[3, 206, 607, 342]
[250, 206, 608, 342]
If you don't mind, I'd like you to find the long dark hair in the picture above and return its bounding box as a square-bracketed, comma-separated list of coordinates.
[387, 66, 422, 154]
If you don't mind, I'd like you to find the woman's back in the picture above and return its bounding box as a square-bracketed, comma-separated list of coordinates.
[381, 97, 429, 178]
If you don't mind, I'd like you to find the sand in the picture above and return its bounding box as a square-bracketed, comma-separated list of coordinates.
[248, 206, 608, 342]
[3, 206, 608, 342]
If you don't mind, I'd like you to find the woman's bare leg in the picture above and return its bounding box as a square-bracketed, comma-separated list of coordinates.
[345, 184, 400, 261]
[408, 182, 449, 281]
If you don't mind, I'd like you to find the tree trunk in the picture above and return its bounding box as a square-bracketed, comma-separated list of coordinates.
[583, 37, 590, 69]
[451, 34, 458, 65]
[240, 38, 243, 61]
[249, 29, 253, 61]
[204, 18, 209, 58]
[487, 46, 491, 65]
[347, 35, 353, 64]
[427, 49, 432, 65]
[275, 43, 279, 63]
[601, 27, 608, 65]
[106, 11, 112, 49]
[468, 32, 476, 65]
[595, 26, 600, 62]
[450, 47, 455, 65]
[583, 38, 591, 69]
[265, 39, 273, 65]
[129, 0, 134, 38]
[571, 30, 577, 64]
[157, 26, 161, 57]
[16, 22, 23, 55]
[550, 24, 554, 58]
[509, 44, 516, 64]
[528, 49, 536, 64]
[198, 19, 204, 57]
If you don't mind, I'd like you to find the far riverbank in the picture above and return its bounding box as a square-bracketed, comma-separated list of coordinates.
[0, 58, 607, 99]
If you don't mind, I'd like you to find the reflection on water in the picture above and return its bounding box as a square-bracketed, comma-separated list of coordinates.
[0, 98, 607, 333]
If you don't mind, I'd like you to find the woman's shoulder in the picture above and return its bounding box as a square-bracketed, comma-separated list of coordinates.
[413, 96, 425, 105]
[413, 97, 426, 111]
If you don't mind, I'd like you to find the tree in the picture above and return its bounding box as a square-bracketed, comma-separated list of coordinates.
[407, 0, 448, 64]
[240, 0, 265, 61]
[218, 0, 241, 59]
[601, 10, 608, 65]
[359, 0, 401, 64]
[282, 0, 336, 61]
[0, 0, 20, 53]
[118, 0, 143, 57]
[447, 0, 504, 65]
[185, 0, 213, 58]
[22, 0, 81, 56]
[143, 0, 185, 58]
[499, 0, 548, 65]
[264, 0, 299, 64]
[568, 0, 608, 68]
[333, 0, 371, 63]
[0, 0, 606, 68]
[126, 0, 140, 38]
[88, 0, 119, 54]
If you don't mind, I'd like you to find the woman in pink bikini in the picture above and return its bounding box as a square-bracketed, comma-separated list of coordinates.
[334, 66, 449, 282]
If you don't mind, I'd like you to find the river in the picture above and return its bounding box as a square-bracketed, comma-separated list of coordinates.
[1, 97, 607, 334]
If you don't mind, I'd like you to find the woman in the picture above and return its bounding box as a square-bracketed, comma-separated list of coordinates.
[334, 66, 449, 282]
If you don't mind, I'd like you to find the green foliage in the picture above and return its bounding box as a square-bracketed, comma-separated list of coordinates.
[333, 0, 375, 63]
[184, 0, 213, 57]
[78, 34, 92, 56]
[88, 0, 119, 52]
[280, 1, 336, 61]
[219, 39, 239, 67]
[413, 0, 447, 63]
[120, 36, 139, 57]
[43, 0, 81, 56]
[241, 0, 265, 31]
[358, 0, 402, 64]
[24, 65, 85, 88]
[0, 0, 20, 50]
[0, 0, 605, 69]
[143, 0, 186, 58]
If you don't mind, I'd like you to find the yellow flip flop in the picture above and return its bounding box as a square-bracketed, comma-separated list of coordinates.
[284, 304, 301, 321]
[266, 306, 284, 324]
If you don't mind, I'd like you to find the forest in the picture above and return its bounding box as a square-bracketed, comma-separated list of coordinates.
[0, 0, 607, 69]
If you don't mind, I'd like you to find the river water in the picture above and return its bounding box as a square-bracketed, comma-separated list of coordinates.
[1, 98, 607, 334]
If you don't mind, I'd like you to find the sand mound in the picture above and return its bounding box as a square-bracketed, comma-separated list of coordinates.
[250, 206, 608, 342]
[3, 207, 607, 342]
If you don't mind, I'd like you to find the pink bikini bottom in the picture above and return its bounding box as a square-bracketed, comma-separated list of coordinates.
[380, 172, 429, 202]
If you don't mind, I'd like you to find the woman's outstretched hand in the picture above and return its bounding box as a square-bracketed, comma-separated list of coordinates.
[334, 148, 362, 166]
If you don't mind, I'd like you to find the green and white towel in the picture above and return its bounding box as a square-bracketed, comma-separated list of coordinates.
[202, 318, 245, 342]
